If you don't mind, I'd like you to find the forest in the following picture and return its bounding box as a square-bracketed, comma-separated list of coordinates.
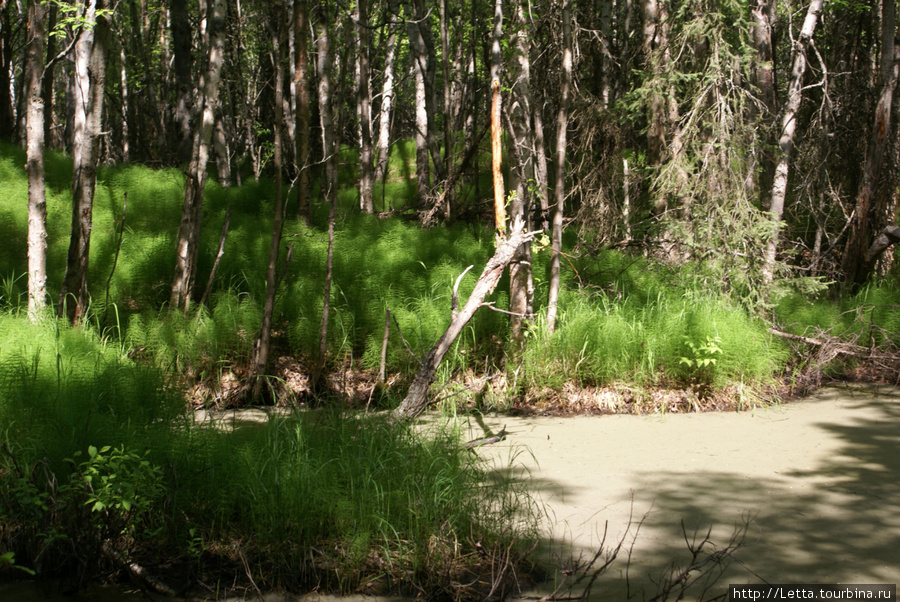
[1, 0, 899, 597]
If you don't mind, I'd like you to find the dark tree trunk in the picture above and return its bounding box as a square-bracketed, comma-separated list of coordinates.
[0, 3, 15, 140]
[255, 13, 287, 384]
[840, 0, 899, 286]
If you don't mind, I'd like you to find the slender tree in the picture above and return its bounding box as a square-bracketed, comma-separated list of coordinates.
[59, 0, 112, 323]
[374, 0, 399, 191]
[293, 0, 311, 218]
[762, 0, 825, 284]
[255, 11, 287, 386]
[25, 0, 48, 320]
[357, 0, 375, 213]
[840, 0, 899, 286]
[547, 0, 572, 333]
[170, 0, 227, 312]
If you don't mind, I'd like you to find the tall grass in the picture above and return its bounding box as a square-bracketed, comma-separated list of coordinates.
[775, 281, 900, 348]
[521, 288, 785, 391]
[0, 311, 540, 593]
[0, 140, 797, 399]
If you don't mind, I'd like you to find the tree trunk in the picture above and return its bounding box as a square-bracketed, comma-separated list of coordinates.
[255, 16, 287, 385]
[546, 0, 573, 334]
[840, 0, 899, 286]
[374, 0, 399, 191]
[293, 0, 311, 218]
[762, 0, 824, 285]
[170, 0, 226, 312]
[406, 0, 431, 206]
[171, 0, 194, 164]
[491, 0, 506, 240]
[59, 0, 111, 324]
[357, 0, 375, 213]
[41, 1, 57, 149]
[393, 224, 537, 420]
[751, 0, 777, 208]
[642, 0, 667, 166]
[25, 0, 48, 321]
[439, 0, 453, 218]
[316, 14, 338, 207]
[507, 0, 535, 343]
[0, 3, 14, 141]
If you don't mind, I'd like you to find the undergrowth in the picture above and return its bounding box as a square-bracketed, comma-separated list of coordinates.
[0, 311, 540, 596]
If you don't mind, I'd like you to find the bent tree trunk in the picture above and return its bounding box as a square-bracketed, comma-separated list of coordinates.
[393, 224, 537, 420]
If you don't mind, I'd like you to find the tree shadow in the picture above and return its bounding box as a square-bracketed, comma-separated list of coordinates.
[477, 387, 900, 600]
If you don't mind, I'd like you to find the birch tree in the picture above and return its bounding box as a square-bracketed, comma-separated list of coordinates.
[59, 0, 112, 323]
[546, 0, 573, 333]
[170, 0, 227, 312]
[25, 0, 48, 320]
[762, 0, 824, 285]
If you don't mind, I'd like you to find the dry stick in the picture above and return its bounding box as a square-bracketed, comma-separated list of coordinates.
[102, 540, 176, 597]
[391, 312, 423, 367]
[103, 191, 128, 313]
[768, 327, 899, 360]
[378, 308, 390, 383]
[199, 200, 232, 307]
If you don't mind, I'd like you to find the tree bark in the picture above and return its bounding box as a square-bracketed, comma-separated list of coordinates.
[507, 0, 535, 342]
[642, 0, 667, 166]
[0, 3, 14, 141]
[491, 0, 506, 240]
[25, 0, 48, 321]
[357, 0, 375, 213]
[255, 15, 287, 385]
[546, 0, 573, 334]
[762, 0, 824, 285]
[59, 0, 111, 324]
[170, 0, 194, 164]
[293, 0, 311, 218]
[840, 0, 899, 286]
[41, 1, 57, 149]
[393, 224, 538, 420]
[405, 0, 431, 206]
[751, 0, 777, 208]
[315, 13, 338, 208]
[170, 0, 226, 312]
[374, 0, 399, 191]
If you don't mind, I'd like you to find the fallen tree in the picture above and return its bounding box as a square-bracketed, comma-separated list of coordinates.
[393, 222, 539, 420]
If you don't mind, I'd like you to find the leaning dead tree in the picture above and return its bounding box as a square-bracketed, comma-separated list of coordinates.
[393, 222, 538, 420]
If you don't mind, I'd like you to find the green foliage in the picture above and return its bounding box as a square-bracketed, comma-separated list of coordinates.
[521, 250, 787, 393]
[0, 311, 539, 592]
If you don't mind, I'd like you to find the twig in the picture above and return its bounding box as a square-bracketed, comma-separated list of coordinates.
[391, 313, 423, 367]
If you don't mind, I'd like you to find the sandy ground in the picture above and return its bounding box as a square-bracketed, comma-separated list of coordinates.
[4, 385, 898, 600]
